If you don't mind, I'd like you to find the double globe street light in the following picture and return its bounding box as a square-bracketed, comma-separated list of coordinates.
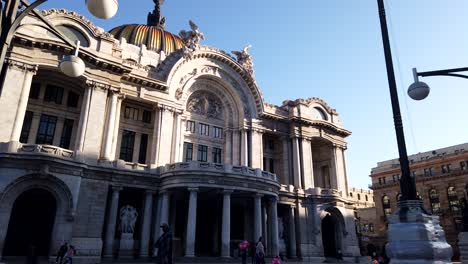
[0, 0, 119, 80]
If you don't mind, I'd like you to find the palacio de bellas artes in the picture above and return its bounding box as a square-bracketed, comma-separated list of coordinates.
[0, 1, 363, 263]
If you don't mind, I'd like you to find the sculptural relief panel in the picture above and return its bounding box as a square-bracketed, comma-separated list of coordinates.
[186, 91, 223, 120]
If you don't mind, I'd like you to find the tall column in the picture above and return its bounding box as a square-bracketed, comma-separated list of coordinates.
[110, 95, 123, 159]
[281, 137, 290, 186]
[74, 84, 92, 151]
[27, 112, 41, 143]
[159, 191, 170, 230]
[301, 139, 315, 189]
[221, 190, 233, 257]
[171, 112, 182, 163]
[10, 67, 37, 141]
[104, 186, 122, 257]
[270, 197, 279, 257]
[232, 130, 241, 165]
[288, 205, 297, 258]
[254, 194, 263, 241]
[292, 137, 303, 190]
[101, 91, 118, 160]
[153, 193, 163, 240]
[262, 204, 268, 252]
[150, 106, 162, 165]
[52, 117, 65, 146]
[140, 191, 154, 257]
[251, 130, 263, 169]
[185, 188, 198, 257]
[179, 119, 187, 162]
[224, 130, 232, 164]
[240, 129, 248, 166]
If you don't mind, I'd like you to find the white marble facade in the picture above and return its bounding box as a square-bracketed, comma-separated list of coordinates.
[0, 8, 360, 263]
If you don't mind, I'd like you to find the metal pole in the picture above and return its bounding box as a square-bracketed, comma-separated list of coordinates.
[377, 0, 417, 201]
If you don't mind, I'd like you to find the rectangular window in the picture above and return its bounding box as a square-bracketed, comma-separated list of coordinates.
[441, 164, 451, 174]
[36, 114, 57, 145]
[197, 145, 208, 162]
[66, 91, 79, 108]
[392, 174, 400, 182]
[183, 142, 193, 162]
[269, 158, 275, 173]
[119, 130, 135, 162]
[124, 106, 139, 120]
[43, 85, 63, 104]
[142, 110, 152, 124]
[186, 120, 196, 133]
[424, 167, 433, 176]
[29, 83, 41, 99]
[461, 161, 467, 171]
[212, 147, 222, 163]
[59, 119, 74, 149]
[20, 111, 33, 143]
[213, 127, 223, 138]
[138, 134, 148, 164]
[199, 123, 209, 136]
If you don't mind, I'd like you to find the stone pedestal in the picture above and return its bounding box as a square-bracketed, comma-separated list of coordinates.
[386, 200, 452, 264]
[459, 232, 468, 264]
[119, 233, 135, 256]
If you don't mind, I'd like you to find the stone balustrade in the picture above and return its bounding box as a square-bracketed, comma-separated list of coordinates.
[304, 187, 342, 197]
[0, 141, 75, 159]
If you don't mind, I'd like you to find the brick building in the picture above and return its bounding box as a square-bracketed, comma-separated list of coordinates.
[370, 143, 468, 260]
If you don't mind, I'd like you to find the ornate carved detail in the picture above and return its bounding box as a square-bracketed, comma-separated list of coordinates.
[85, 80, 113, 91]
[41, 9, 114, 39]
[282, 97, 337, 115]
[175, 68, 197, 100]
[231, 45, 254, 77]
[200, 66, 218, 75]
[179, 20, 204, 59]
[186, 91, 223, 119]
[6, 59, 38, 73]
[19, 144, 74, 159]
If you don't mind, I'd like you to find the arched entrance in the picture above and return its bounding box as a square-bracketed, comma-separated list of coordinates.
[3, 188, 57, 256]
[322, 214, 337, 257]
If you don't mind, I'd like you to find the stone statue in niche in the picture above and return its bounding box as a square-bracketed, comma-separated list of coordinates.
[187, 92, 223, 119]
[119, 205, 138, 234]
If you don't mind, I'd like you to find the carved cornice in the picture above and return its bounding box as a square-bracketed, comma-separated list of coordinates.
[5, 58, 38, 73]
[41, 9, 114, 40]
[282, 97, 338, 115]
[121, 73, 167, 92]
[86, 80, 114, 91]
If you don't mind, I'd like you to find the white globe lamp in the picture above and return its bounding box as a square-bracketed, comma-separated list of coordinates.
[408, 68, 430, 100]
[86, 0, 119, 19]
[59, 41, 86, 77]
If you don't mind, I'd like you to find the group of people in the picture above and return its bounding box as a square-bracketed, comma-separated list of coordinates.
[55, 242, 76, 264]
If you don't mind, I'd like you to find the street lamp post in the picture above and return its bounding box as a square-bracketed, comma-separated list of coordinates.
[0, 0, 119, 81]
[376, 0, 453, 263]
[408, 67, 468, 100]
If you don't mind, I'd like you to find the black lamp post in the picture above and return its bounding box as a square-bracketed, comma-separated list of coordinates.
[377, 0, 418, 202]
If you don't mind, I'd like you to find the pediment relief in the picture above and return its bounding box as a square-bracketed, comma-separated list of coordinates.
[186, 91, 223, 119]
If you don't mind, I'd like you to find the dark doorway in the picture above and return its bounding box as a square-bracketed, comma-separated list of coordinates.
[3, 188, 57, 256]
[195, 197, 219, 256]
[321, 214, 337, 258]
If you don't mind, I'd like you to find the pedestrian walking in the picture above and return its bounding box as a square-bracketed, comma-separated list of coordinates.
[239, 240, 250, 264]
[254, 237, 265, 264]
[55, 242, 68, 264]
[154, 223, 173, 264]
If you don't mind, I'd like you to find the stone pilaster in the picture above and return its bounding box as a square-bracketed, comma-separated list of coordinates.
[240, 129, 248, 166]
[301, 139, 315, 189]
[101, 90, 119, 160]
[232, 130, 241, 165]
[292, 137, 303, 190]
[281, 137, 290, 186]
[104, 186, 122, 257]
[9, 64, 37, 142]
[171, 111, 182, 163]
[140, 191, 154, 257]
[151, 105, 175, 166]
[221, 189, 233, 257]
[185, 188, 198, 257]
[110, 95, 124, 159]
[251, 129, 263, 169]
[74, 84, 92, 152]
[224, 130, 232, 164]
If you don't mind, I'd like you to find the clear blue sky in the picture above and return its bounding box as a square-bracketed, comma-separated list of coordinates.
[39, 0, 468, 189]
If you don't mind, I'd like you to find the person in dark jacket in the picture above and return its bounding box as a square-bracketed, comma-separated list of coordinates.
[55, 242, 68, 264]
[154, 223, 173, 264]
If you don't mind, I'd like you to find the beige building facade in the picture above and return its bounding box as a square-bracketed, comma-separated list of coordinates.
[370, 143, 468, 261]
[0, 5, 362, 263]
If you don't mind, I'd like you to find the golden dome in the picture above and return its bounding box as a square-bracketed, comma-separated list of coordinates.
[110, 24, 183, 55]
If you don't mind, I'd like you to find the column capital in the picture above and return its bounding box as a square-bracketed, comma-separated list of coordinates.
[223, 189, 234, 195]
[188, 187, 199, 192]
[6, 58, 38, 74]
[85, 79, 114, 91]
[254, 193, 264, 198]
[145, 190, 157, 195]
[110, 185, 123, 192]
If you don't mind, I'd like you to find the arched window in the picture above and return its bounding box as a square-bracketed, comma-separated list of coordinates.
[312, 107, 328, 121]
[365, 195, 368, 201]
[350, 192, 353, 197]
[429, 189, 441, 214]
[357, 194, 361, 200]
[47, 25, 90, 47]
[447, 187, 460, 212]
[382, 195, 391, 215]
